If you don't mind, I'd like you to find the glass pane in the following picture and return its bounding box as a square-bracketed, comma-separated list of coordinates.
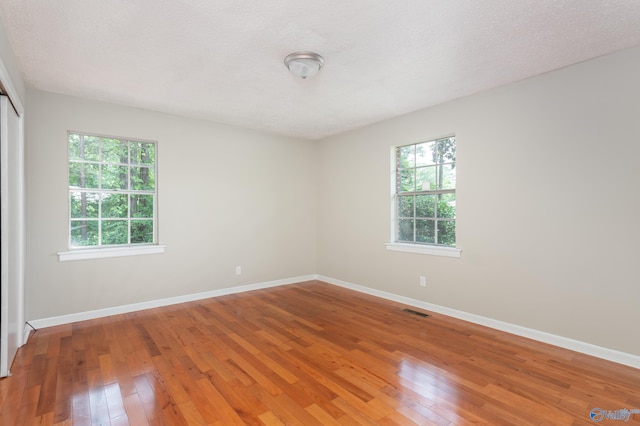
[398, 195, 414, 217]
[416, 219, 435, 243]
[70, 192, 100, 218]
[398, 145, 415, 168]
[416, 166, 436, 191]
[69, 134, 99, 161]
[131, 220, 154, 244]
[131, 195, 154, 218]
[437, 163, 456, 190]
[101, 220, 129, 245]
[69, 162, 99, 189]
[130, 166, 155, 190]
[415, 141, 436, 166]
[68, 133, 81, 160]
[437, 220, 456, 246]
[130, 142, 155, 165]
[436, 137, 456, 164]
[102, 138, 128, 164]
[415, 194, 435, 218]
[102, 164, 129, 190]
[398, 219, 414, 242]
[437, 193, 456, 218]
[102, 193, 128, 218]
[399, 168, 415, 192]
[71, 220, 99, 247]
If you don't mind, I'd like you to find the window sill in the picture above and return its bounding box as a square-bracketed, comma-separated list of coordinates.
[58, 244, 166, 262]
[385, 242, 461, 258]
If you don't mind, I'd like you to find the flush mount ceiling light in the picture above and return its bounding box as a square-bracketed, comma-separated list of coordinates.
[284, 52, 324, 79]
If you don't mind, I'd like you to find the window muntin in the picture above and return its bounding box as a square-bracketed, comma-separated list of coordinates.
[68, 132, 157, 248]
[395, 137, 456, 246]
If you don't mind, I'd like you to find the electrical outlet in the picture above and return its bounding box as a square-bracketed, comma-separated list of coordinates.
[419, 276, 426, 287]
[236, 266, 242, 275]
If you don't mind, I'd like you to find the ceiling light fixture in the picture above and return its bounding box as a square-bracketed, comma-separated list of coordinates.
[284, 52, 324, 79]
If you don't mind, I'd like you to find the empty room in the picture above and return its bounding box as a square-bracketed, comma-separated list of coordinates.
[1, 1, 639, 424]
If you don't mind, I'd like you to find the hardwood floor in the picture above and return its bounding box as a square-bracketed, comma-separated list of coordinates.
[1, 281, 639, 425]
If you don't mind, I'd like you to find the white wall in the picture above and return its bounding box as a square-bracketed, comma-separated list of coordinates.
[0, 20, 25, 106]
[25, 90, 317, 321]
[21, 42, 640, 358]
[317, 46, 640, 356]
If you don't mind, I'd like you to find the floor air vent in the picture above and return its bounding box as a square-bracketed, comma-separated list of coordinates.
[402, 308, 431, 318]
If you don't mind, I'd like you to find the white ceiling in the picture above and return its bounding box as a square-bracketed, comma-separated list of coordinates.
[2, 1, 640, 140]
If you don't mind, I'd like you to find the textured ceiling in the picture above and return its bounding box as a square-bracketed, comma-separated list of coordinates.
[1, 1, 640, 140]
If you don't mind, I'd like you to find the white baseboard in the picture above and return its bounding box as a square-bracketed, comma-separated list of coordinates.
[22, 324, 32, 346]
[317, 275, 640, 370]
[26, 273, 640, 370]
[28, 275, 316, 329]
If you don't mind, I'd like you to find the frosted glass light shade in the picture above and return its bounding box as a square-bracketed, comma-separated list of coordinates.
[284, 52, 324, 79]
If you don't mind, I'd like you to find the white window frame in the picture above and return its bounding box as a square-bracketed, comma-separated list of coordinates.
[386, 136, 461, 258]
[58, 132, 165, 261]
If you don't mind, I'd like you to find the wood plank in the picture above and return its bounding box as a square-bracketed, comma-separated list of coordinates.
[71, 381, 91, 426]
[122, 392, 149, 426]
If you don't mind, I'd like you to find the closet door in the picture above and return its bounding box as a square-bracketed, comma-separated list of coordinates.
[1, 94, 22, 377]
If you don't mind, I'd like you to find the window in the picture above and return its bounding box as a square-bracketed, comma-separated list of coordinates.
[68, 132, 157, 249]
[394, 136, 456, 247]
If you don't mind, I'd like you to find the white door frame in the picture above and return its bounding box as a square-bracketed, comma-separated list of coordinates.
[0, 54, 25, 377]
